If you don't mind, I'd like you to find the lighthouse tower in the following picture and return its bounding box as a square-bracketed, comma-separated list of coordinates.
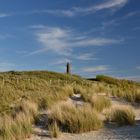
[66, 62, 71, 74]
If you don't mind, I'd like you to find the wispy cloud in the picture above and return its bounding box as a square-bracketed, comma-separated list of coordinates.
[93, 0, 128, 11]
[101, 19, 119, 30]
[50, 53, 96, 67]
[0, 13, 11, 18]
[75, 53, 96, 61]
[125, 10, 140, 18]
[99, 10, 140, 31]
[82, 65, 109, 73]
[30, 24, 47, 29]
[34, 0, 128, 17]
[35, 27, 72, 56]
[38, 9, 76, 17]
[31, 26, 122, 56]
[51, 58, 71, 65]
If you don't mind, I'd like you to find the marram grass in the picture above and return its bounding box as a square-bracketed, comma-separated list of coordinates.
[106, 105, 135, 126]
[48, 102, 103, 133]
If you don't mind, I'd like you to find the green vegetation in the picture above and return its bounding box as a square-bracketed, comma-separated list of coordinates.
[0, 71, 88, 113]
[96, 75, 139, 86]
[0, 71, 92, 139]
[95, 75, 140, 103]
[0, 71, 139, 139]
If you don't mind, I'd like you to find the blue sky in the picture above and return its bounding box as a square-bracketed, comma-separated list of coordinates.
[0, 0, 140, 81]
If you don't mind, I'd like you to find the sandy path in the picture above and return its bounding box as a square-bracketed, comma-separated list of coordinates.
[28, 122, 140, 140]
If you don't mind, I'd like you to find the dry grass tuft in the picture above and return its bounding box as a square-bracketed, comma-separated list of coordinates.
[39, 85, 74, 109]
[20, 100, 38, 118]
[0, 100, 38, 140]
[48, 102, 103, 133]
[0, 113, 32, 140]
[89, 96, 111, 112]
[106, 105, 135, 126]
[48, 121, 60, 138]
[81, 94, 111, 112]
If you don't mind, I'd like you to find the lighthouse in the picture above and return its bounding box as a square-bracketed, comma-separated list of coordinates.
[66, 62, 71, 74]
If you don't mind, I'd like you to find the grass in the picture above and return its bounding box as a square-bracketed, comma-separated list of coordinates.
[73, 85, 87, 95]
[0, 70, 91, 113]
[0, 71, 94, 139]
[95, 75, 140, 103]
[81, 94, 111, 112]
[106, 105, 135, 126]
[0, 71, 139, 113]
[0, 71, 139, 139]
[48, 121, 60, 138]
[38, 85, 74, 109]
[48, 102, 103, 133]
[96, 75, 139, 86]
[0, 100, 37, 140]
[89, 96, 111, 112]
[0, 112, 32, 140]
[19, 100, 38, 118]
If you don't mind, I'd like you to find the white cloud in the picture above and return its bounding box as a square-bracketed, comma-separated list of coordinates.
[43, 9, 76, 17]
[0, 13, 11, 18]
[72, 38, 120, 47]
[35, 0, 128, 17]
[30, 24, 47, 29]
[35, 27, 72, 56]
[75, 53, 96, 61]
[51, 58, 71, 65]
[126, 11, 140, 18]
[82, 65, 109, 73]
[31, 26, 121, 56]
[93, 0, 128, 11]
